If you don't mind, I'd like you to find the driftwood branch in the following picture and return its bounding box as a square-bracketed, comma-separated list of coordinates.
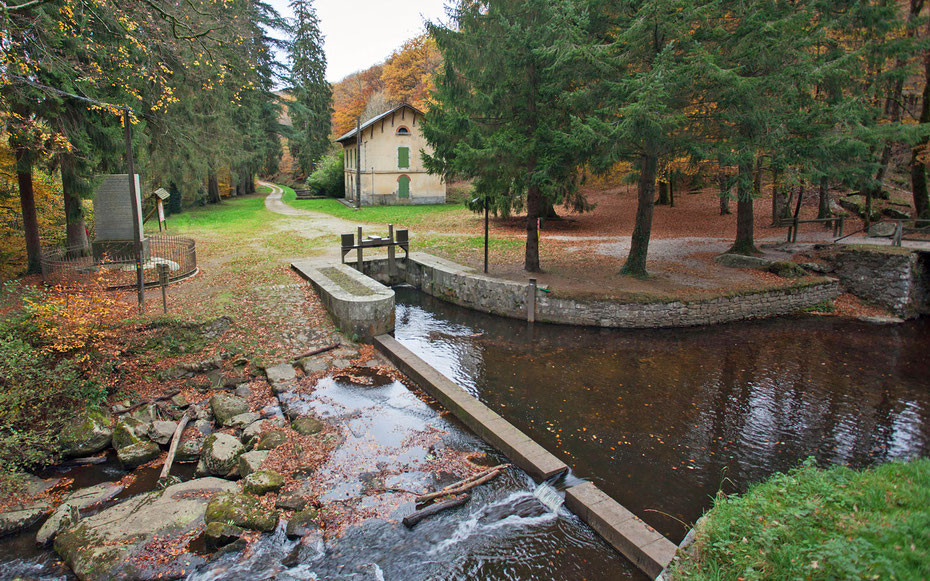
[124, 390, 181, 414]
[415, 464, 510, 504]
[402, 494, 470, 528]
[292, 343, 340, 361]
[159, 413, 190, 480]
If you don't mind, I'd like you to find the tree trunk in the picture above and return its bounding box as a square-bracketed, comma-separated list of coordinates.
[668, 175, 675, 207]
[656, 180, 669, 205]
[771, 167, 785, 225]
[753, 157, 763, 197]
[622, 153, 657, 277]
[912, 7, 930, 222]
[729, 162, 758, 255]
[60, 154, 89, 251]
[542, 201, 560, 220]
[15, 147, 41, 274]
[207, 171, 221, 204]
[817, 177, 832, 221]
[525, 183, 542, 273]
[718, 174, 731, 216]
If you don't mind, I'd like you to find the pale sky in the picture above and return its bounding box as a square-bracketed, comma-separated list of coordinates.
[267, 0, 451, 83]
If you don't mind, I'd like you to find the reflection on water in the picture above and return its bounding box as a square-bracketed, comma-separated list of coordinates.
[394, 286, 930, 542]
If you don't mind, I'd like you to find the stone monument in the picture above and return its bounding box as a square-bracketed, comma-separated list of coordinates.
[92, 174, 148, 260]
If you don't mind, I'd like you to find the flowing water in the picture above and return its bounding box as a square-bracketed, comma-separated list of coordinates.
[393, 285, 930, 543]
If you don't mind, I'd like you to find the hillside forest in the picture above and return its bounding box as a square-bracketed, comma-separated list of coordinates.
[3, 0, 930, 277]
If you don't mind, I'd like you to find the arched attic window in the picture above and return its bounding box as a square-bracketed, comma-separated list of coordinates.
[396, 126, 410, 135]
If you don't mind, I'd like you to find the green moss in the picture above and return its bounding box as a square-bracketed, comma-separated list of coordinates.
[667, 458, 930, 580]
[205, 492, 278, 532]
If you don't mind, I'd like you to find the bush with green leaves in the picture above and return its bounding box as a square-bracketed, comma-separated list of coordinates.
[0, 285, 109, 492]
[305, 151, 344, 197]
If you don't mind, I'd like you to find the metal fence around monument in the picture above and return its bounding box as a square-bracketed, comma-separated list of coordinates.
[40, 235, 197, 289]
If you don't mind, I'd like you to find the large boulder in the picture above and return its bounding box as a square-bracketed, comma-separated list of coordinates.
[204, 492, 279, 532]
[117, 441, 160, 469]
[149, 420, 178, 445]
[238, 450, 269, 478]
[210, 394, 249, 427]
[226, 412, 260, 429]
[241, 420, 270, 449]
[59, 411, 112, 458]
[201, 433, 245, 476]
[285, 507, 319, 539]
[255, 430, 287, 451]
[54, 478, 236, 581]
[0, 504, 50, 536]
[177, 439, 203, 463]
[36, 503, 80, 546]
[264, 363, 297, 385]
[243, 470, 284, 495]
[203, 521, 244, 550]
[112, 417, 147, 451]
[63, 482, 124, 510]
[868, 222, 897, 238]
[130, 403, 159, 424]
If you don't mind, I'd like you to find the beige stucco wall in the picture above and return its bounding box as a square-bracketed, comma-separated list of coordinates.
[343, 106, 446, 205]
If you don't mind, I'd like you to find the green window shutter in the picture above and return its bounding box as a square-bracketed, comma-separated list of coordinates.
[398, 176, 410, 198]
[398, 147, 409, 169]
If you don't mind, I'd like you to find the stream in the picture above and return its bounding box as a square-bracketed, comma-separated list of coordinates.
[393, 285, 930, 543]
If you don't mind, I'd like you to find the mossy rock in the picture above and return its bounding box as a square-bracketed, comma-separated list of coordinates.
[238, 450, 269, 477]
[204, 492, 278, 532]
[255, 430, 288, 451]
[285, 507, 319, 539]
[242, 470, 284, 495]
[177, 439, 203, 463]
[112, 417, 146, 451]
[767, 261, 808, 279]
[203, 521, 244, 550]
[201, 433, 245, 476]
[59, 411, 113, 458]
[210, 394, 250, 427]
[291, 416, 324, 436]
[117, 441, 160, 469]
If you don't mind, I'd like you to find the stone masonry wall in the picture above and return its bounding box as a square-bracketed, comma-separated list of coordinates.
[831, 248, 928, 318]
[362, 253, 842, 328]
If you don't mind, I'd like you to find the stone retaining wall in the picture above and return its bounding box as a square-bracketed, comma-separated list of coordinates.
[831, 247, 929, 318]
[365, 253, 842, 328]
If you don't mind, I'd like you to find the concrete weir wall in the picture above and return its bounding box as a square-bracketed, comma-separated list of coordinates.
[374, 334, 678, 579]
[364, 252, 842, 328]
[291, 261, 395, 340]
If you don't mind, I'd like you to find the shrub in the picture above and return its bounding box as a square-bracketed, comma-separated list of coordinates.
[305, 151, 345, 198]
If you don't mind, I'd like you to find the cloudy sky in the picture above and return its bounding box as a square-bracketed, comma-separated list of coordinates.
[267, 0, 451, 83]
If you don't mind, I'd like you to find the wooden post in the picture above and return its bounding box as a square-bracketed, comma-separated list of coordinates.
[388, 223, 395, 278]
[527, 278, 537, 323]
[357, 226, 363, 272]
[158, 263, 169, 314]
[124, 109, 145, 313]
[484, 196, 489, 274]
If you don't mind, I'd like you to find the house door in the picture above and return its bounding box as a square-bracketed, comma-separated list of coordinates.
[398, 175, 410, 199]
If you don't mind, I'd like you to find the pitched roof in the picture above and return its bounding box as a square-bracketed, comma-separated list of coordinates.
[335, 104, 426, 143]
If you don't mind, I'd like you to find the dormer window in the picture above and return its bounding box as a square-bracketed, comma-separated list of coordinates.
[396, 126, 410, 135]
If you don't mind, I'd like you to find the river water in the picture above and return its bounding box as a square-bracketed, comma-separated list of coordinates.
[393, 286, 930, 543]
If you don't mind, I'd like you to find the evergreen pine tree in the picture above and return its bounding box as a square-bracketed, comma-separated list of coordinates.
[288, 0, 332, 178]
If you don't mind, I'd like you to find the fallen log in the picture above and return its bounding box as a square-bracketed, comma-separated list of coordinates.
[292, 343, 340, 361]
[415, 464, 510, 504]
[402, 494, 470, 528]
[158, 412, 191, 480]
[123, 390, 181, 414]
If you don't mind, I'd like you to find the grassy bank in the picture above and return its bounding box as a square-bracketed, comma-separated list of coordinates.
[668, 458, 930, 580]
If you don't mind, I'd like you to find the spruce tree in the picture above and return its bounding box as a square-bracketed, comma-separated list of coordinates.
[423, 0, 593, 272]
[288, 0, 332, 177]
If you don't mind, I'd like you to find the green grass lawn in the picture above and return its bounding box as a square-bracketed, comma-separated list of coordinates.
[150, 194, 278, 236]
[280, 185, 471, 228]
[668, 458, 930, 580]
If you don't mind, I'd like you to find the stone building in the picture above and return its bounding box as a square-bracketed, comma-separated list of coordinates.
[336, 104, 446, 205]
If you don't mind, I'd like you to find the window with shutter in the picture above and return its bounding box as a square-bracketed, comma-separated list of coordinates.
[398, 175, 410, 198]
[398, 147, 409, 169]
